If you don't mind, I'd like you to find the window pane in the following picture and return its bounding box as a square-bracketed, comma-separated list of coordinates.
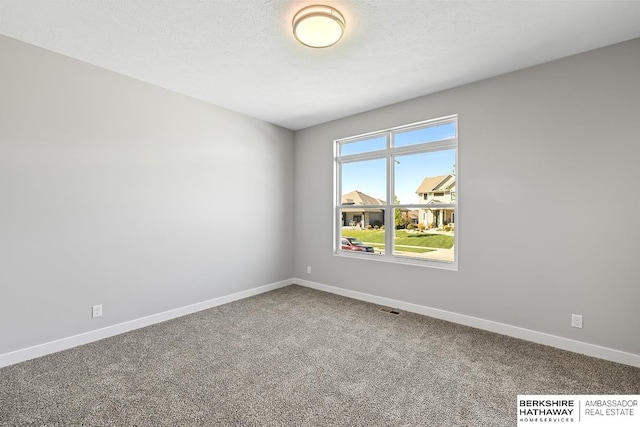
[340, 208, 385, 255]
[394, 149, 456, 206]
[340, 135, 386, 156]
[394, 122, 456, 148]
[335, 115, 457, 268]
[393, 208, 454, 262]
[341, 158, 386, 205]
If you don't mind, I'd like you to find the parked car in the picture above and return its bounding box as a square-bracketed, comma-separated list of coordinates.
[341, 237, 375, 253]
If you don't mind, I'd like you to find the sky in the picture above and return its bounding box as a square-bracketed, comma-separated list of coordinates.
[341, 123, 456, 205]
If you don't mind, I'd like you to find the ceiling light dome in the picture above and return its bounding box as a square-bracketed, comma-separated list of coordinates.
[293, 5, 346, 48]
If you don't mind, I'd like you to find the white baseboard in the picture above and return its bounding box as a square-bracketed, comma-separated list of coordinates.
[0, 279, 293, 368]
[4, 278, 638, 369]
[294, 278, 640, 368]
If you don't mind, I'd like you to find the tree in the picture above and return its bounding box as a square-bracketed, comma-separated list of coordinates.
[394, 196, 408, 229]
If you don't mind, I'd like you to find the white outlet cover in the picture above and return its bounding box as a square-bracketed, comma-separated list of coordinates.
[92, 304, 103, 318]
[571, 314, 582, 328]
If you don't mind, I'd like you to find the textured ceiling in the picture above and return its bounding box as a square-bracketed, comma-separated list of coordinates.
[2, 0, 640, 130]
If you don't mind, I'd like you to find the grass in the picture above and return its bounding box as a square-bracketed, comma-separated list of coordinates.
[342, 229, 454, 249]
[395, 246, 435, 254]
[366, 243, 434, 254]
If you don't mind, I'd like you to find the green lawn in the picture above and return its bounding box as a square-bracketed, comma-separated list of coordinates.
[342, 229, 454, 249]
[366, 242, 433, 254]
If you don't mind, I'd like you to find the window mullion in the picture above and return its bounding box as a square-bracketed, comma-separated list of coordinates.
[338, 150, 387, 163]
[386, 134, 394, 257]
[334, 151, 341, 252]
[389, 139, 457, 156]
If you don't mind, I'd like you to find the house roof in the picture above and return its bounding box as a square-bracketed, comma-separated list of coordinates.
[416, 175, 454, 194]
[406, 210, 419, 219]
[342, 190, 385, 206]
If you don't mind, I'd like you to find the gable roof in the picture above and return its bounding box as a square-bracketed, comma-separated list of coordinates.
[416, 174, 455, 194]
[341, 190, 385, 206]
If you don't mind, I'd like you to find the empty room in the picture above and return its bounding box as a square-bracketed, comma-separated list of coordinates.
[1, 1, 639, 426]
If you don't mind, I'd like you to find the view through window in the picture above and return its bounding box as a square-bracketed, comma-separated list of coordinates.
[335, 115, 457, 268]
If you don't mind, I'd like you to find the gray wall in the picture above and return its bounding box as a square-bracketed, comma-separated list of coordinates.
[2, 33, 639, 361]
[294, 38, 640, 356]
[0, 36, 295, 354]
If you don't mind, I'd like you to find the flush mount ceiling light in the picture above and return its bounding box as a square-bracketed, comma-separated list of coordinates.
[292, 5, 346, 48]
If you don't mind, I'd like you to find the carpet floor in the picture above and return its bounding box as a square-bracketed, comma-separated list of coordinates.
[1, 285, 639, 426]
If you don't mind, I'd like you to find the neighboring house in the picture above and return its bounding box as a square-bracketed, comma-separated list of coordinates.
[416, 174, 455, 228]
[396, 207, 419, 227]
[341, 190, 385, 227]
[406, 209, 419, 224]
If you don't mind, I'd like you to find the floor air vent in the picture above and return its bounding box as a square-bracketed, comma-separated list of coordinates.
[379, 307, 401, 315]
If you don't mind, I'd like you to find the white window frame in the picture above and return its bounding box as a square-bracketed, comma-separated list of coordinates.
[334, 114, 458, 270]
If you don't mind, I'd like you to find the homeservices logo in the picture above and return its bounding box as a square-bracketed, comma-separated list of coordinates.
[517, 395, 639, 426]
[518, 397, 576, 423]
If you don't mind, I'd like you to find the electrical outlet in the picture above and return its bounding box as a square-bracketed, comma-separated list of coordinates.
[307, 266, 311, 274]
[571, 313, 582, 329]
[92, 304, 102, 318]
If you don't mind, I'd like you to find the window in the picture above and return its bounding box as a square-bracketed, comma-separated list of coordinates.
[334, 115, 457, 269]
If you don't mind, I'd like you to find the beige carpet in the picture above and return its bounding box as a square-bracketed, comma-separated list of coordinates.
[1, 285, 638, 426]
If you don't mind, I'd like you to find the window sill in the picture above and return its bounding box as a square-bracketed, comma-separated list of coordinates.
[334, 250, 458, 271]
